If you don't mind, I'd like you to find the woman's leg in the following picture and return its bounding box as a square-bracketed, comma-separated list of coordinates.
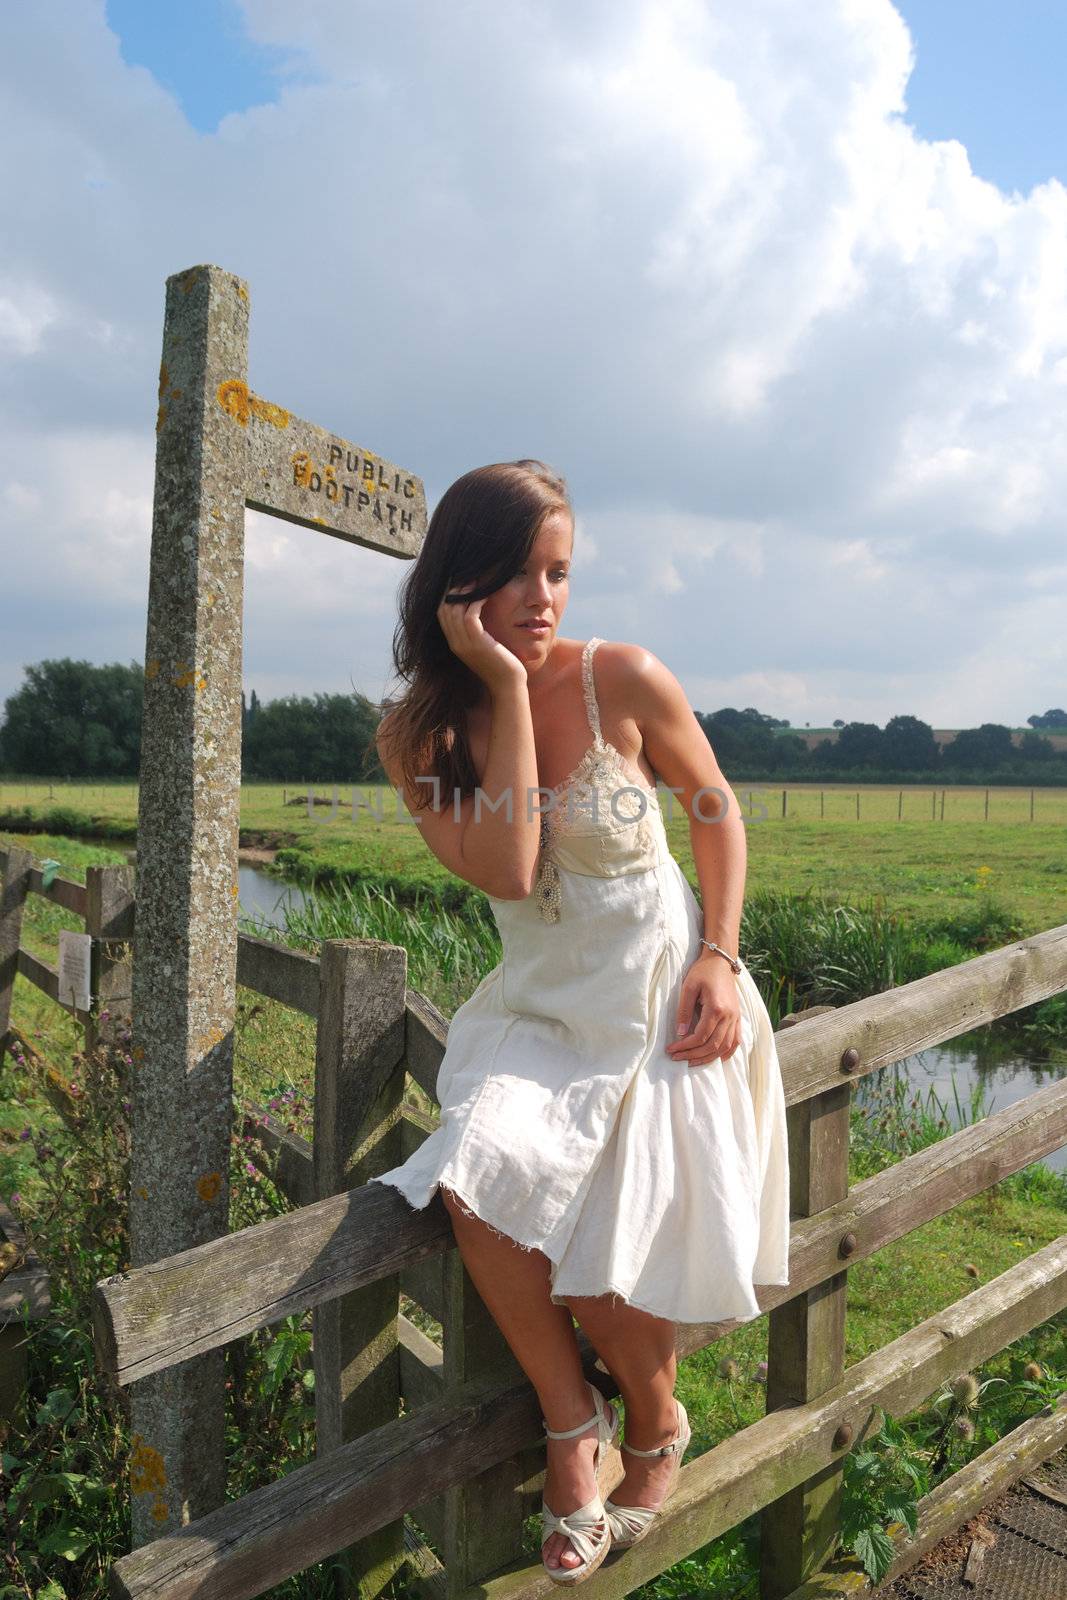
[564, 1294, 683, 1511]
[439, 1186, 611, 1573]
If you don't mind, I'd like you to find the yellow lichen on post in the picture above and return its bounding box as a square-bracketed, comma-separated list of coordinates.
[250, 394, 290, 428]
[216, 379, 290, 428]
[196, 1170, 222, 1203]
[130, 1434, 167, 1494]
[217, 379, 250, 425]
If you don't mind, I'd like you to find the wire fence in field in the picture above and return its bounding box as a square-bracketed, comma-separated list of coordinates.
[3, 780, 1065, 826]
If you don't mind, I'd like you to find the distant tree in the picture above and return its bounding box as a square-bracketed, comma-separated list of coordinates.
[1017, 729, 1057, 761]
[828, 721, 883, 768]
[0, 658, 143, 777]
[698, 707, 778, 768]
[1028, 708, 1067, 729]
[740, 707, 790, 729]
[242, 690, 381, 781]
[881, 714, 940, 772]
[942, 723, 1016, 769]
[241, 688, 261, 740]
[832, 719, 845, 728]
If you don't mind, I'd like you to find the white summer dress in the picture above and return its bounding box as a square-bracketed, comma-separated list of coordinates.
[370, 636, 791, 1324]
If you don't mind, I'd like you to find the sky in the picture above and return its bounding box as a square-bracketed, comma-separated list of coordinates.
[3, 1, 1065, 732]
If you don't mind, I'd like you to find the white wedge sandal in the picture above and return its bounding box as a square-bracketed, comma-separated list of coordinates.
[540, 1379, 623, 1585]
[604, 1397, 691, 1550]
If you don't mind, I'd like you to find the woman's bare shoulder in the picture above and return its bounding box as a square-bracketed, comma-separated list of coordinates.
[594, 639, 666, 693]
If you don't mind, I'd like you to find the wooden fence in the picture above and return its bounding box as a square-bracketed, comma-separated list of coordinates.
[75, 887, 1066, 1600]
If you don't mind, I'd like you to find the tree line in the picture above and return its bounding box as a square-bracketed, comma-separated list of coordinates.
[1, 658, 1064, 784]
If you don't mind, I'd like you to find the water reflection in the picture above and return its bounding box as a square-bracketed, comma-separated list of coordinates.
[237, 863, 310, 930]
[856, 1029, 1067, 1174]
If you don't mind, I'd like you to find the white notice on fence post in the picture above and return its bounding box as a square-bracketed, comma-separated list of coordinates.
[58, 930, 92, 1012]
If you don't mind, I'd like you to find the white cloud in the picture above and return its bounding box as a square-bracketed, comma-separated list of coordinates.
[1, 0, 1064, 730]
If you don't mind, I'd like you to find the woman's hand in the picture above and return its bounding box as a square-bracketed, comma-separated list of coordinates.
[437, 580, 528, 693]
[666, 955, 742, 1068]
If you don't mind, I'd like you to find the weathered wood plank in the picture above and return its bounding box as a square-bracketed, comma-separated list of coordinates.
[762, 1070, 851, 1597]
[94, 1075, 1067, 1387]
[240, 1101, 314, 1209]
[0, 848, 34, 1045]
[312, 939, 408, 1599]
[405, 988, 449, 1104]
[105, 1236, 1067, 1600]
[85, 863, 135, 1055]
[440, 1214, 531, 1596]
[0, 850, 88, 920]
[236, 932, 320, 1018]
[16, 949, 94, 1026]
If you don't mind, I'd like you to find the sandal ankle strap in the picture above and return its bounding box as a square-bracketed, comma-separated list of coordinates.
[622, 1435, 685, 1457]
[621, 1400, 687, 1457]
[544, 1380, 611, 1441]
[544, 1410, 598, 1440]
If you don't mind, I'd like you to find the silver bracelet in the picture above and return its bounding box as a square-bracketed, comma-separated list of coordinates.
[699, 938, 742, 974]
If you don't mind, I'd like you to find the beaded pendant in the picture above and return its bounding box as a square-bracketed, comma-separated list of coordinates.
[534, 813, 562, 922]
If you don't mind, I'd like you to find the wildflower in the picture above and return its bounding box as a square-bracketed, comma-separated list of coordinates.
[963, 1263, 979, 1278]
[953, 1416, 975, 1441]
[101, 1010, 110, 1022]
[752, 1361, 768, 1384]
[244, 1161, 257, 1176]
[1024, 1361, 1043, 1381]
[9, 1193, 21, 1208]
[18, 1126, 32, 1141]
[718, 1358, 739, 1381]
[951, 1373, 980, 1408]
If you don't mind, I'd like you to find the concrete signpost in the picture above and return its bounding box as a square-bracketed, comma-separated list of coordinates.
[129, 264, 425, 1542]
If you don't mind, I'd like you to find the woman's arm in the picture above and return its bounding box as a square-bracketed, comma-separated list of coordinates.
[612, 643, 747, 1066]
[377, 676, 543, 901]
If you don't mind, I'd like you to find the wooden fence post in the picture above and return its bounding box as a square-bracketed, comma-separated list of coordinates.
[438, 1243, 534, 1596]
[760, 1010, 850, 1598]
[0, 846, 33, 1051]
[84, 864, 136, 1057]
[313, 938, 409, 1600]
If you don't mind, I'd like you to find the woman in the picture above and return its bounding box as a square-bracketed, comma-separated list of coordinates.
[370, 459, 790, 1584]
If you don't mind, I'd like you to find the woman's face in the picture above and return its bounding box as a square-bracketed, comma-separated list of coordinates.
[476, 508, 574, 670]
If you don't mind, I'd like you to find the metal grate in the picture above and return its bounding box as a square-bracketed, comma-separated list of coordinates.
[872, 1446, 1067, 1600]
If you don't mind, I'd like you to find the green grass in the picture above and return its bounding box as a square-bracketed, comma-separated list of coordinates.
[3, 779, 1067, 930]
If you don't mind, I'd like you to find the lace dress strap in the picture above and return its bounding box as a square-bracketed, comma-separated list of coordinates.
[582, 637, 605, 745]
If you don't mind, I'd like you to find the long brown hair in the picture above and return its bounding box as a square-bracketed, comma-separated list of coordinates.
[367, 459, 573, 811]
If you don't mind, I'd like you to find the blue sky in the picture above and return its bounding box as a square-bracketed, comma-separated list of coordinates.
[4, 1, 1065, 729]
[107, 0, 1066, 193]
[893, 0, 1066, 193]
[105, 0, 299, 132]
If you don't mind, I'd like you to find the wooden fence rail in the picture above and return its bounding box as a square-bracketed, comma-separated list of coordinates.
[80, 916, 1067, 1600]
[5, 832, 1067, 1597]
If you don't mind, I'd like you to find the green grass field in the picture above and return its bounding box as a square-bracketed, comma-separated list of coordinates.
[4, 778, 1065, 931]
